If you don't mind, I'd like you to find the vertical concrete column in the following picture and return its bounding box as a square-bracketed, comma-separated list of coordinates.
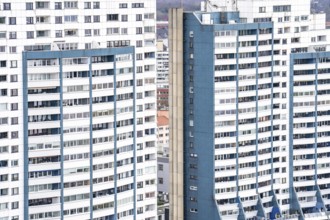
[169, 8, 184, 220]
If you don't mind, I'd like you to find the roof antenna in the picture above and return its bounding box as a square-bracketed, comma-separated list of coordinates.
[181, 0, 183, 8]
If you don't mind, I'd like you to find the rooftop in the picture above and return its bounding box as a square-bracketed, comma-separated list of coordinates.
[158, 115, 169, 126]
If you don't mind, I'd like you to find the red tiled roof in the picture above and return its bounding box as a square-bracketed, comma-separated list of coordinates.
[158, 115, 169, 126]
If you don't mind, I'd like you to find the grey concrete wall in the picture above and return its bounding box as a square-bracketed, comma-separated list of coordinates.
[169, 7, 184, 220]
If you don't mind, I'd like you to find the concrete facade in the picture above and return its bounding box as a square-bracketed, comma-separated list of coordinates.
[0, 1, 157, 220]
[170, 1, 330, 220]
[169, 7, 184, 220]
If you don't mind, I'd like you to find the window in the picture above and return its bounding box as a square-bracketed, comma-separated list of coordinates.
[55, 30, 62, 38]
[36, 16, 49, 23]
[0, 89, 7, 96]
[144, 13, 155, 19]
[259, 7, 266, 13]
[291, 37, 300, 43]
[119, 3, 127, 8]
[136, 27, 142, 34]
[0, 61, 6, 68]
[132, 3, 144, 8]
[136, 40, 143, 47]
[84, 2, 91, 9]
[9, 47, 16, 53]
[85, 29, 91, 36]
[0, 203, 8, 210]
[11, 131, 18, 139]
[137, 66, 143, 73]
[9, 32, 16, 39]
[0, 188, 8, 196]
[0, 46, 5, 53]
[144, 26, 155, 33]
[55, 16, 62, 24]
[11, 202, 18, 209]
[36, 2, 49, 9]
[65, 29, 78, 36]
[11, 146, 18, 153]
[273, 5, 291, 12]
[9, 17, 16, 25]
[11, 160, 18, 167]
[11, 103, 18, 111]
[136, 14, 142, 21]
[93, 2, 100, 9]
[11, 117, 18, 125]
[0, 32, 5, 39]
[10, 75, 17, 82]
[3, 3, 11, 10]
[10, 61, 17, 68]
[11, 174, 18, 181]
[93, 15, 100, 22]
[0, 17, 5, 24]
[55, 2, 62, 9]
[301, 15, 308, 21]
[136, 53, 143, 60]
[93, 29, 100, 36]
[0, 146, 8, 153]
[26, 17, 34, 24]
[0, 174, 8, 182]
[107, 28, 119, 35]
[121, 28, 128, 35]
[107, 40, 130, 48]
[84, 16, 91, 23]
[11, 89, 18, 96]
[0, 118, 8, 124]
[0, 75, 6, 82]
[37, 30, 49, 37]
[121, 15, 128, 22]
[301, 26, 308, 32]
[137, 194, 143, 201]
[85, 43, 91, 49]
[11, 188, 18, 195]
[64, 1, 78, 9]
[107, 14, 119, 21]
[26, 2, 33, 10]
[64, 15, 78, 22]
[27, 31, 34, 39]
[158, 164, 163, 171]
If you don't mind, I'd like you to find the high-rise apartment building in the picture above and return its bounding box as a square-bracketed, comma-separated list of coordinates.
[156, 39, 169, 86]
[170, 0, 330, 220]
[156, 40, 169, 110]
[0, 1, 157, 220]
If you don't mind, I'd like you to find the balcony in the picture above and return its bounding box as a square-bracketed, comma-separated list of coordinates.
[36, 16, 50, 24]
[280, 214, 300, 220]
[304, 212, 328, 219]
[64, 29, 78, 37]
[36, 30, 50, 38]
[36, 1, 50, 9]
